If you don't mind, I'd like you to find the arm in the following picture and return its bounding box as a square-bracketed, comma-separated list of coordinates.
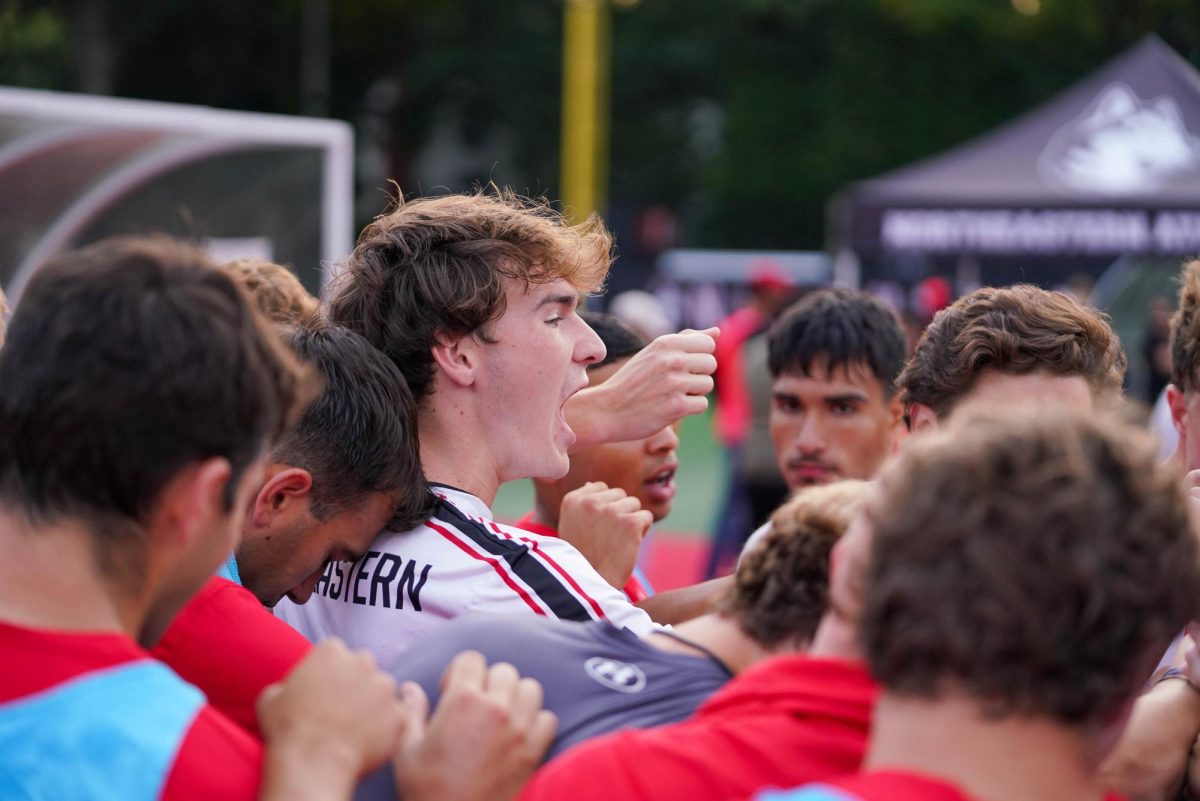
[566, 328, 718, 449]
[1100, 635, 1200, 801]
[636, 577, 733, 626]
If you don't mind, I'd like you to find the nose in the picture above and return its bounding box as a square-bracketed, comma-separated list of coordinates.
[645, 424, 679, 454]
[793, 412, 827, 456]
[289, 565, 326, 605]
[575, 315, 606, 366]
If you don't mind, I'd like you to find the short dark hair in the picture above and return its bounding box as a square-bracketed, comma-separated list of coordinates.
[327, 188, 612, 404]
[0, 236, 307, 579]
[898, 284, 1126, 419]
[273, 324, 437, 528]
[580, 310, 645, 370]
[767, 289, 906, 397]
[862, 414, 1200, 727]
[720, 480, 868, 648]
[1170, 259, 1200, 393]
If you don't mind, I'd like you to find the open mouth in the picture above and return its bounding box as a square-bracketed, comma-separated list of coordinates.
[647, 464, 677, 486]
[643, 463, 678, 504]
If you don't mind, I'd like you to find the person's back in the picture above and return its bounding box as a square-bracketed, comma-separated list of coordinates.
[358, 613, 730, 783]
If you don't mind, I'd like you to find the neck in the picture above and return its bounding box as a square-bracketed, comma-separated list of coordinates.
[867, 692, 1106, 801]
[418, 402, 501, 506]
[0, 508, 145, 638]
[647, 613, 781, 674]
[807, 611, 863, 661]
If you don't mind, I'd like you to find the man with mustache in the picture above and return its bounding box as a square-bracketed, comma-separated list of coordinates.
[767, 289, 907, 491]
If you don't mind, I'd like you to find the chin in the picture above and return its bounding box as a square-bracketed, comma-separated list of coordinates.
[519, 451, 571, 481]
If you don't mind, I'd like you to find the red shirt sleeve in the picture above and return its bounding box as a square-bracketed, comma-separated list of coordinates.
[160, 706, 263, 801]
[151, 577, 312, 737]
[520, 732, 644, 801]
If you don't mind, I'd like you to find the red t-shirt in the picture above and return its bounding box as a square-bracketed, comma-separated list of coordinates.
[518, 654, 877, 801]
[793, 772, 975, 801]
[151, 576, 312, 737]
[514, 513, 650, 603]
[0, 618, 263, 800]
[798, 771, 1127, 801]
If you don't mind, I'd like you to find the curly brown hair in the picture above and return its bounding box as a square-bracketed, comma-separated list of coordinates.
[719, 480, 869, 648]
[897, 284, 1126, 419]
[1170, 259, 1200, 393]
[326, 188, 612, 404]
[861, 413, 1200, 727]
[221, 259, 319, 325]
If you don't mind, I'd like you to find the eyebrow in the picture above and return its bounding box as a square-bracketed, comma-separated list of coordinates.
[536, 293, 581, 310]
[824, 392, 869, 403]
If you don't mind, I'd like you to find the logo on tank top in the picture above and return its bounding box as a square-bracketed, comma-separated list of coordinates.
[584, 656, 647, 693]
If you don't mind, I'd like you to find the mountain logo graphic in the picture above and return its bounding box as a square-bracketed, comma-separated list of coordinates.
[1038, 83, 1200, 195]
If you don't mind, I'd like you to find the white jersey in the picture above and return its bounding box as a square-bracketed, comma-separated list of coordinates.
[275, 486, 658, 672]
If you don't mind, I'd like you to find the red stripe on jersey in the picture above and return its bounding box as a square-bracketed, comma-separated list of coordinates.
[488, 522, 608, 621]
[429, 520, 549, 616]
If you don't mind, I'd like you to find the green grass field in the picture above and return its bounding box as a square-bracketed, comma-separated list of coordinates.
[492, 408, 726, 539]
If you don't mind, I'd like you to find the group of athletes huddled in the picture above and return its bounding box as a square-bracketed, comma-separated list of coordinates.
[2, 189, 1200, 801]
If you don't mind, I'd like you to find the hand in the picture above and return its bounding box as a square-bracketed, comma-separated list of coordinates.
[557, 482, 652, 590]
[566, 327, 718, 448]
[1183, 626, 1200, 687]
[394, 651, 557, 801]
[257, 639, 405, 800]
[1186, 469, 1200, 500]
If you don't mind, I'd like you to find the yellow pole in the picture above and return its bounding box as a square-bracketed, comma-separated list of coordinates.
[561, 0, 611, 223]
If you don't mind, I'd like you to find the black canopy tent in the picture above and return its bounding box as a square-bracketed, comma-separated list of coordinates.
[830, 35, 1200, 283]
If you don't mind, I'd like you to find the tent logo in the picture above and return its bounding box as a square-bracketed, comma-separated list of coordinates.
[1038, 83, 1200, 195]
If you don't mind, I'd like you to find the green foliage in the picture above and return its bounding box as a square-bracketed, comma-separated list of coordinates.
[1, 0, 1198, 250]
[0, 2, 68, 88]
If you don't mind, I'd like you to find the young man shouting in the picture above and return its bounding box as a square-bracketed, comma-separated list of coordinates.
[277, 191, 718, 668]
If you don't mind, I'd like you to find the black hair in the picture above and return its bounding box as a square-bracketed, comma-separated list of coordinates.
[767, 288, 906, 396]
[273, 324, 437, 528]
[581, 310, 646, 370]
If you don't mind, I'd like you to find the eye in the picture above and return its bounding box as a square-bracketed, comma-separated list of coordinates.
[774, 396, 800, 414]
[546, 315, 564, 327]
[831, 401, 858, 416]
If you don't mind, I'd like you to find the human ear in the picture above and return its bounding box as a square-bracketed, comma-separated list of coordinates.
[430, 333, 478, 388]
[907, 402, 939, 435]
[1168, 384, 1188, 439]
[250, 467, 314, 527]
